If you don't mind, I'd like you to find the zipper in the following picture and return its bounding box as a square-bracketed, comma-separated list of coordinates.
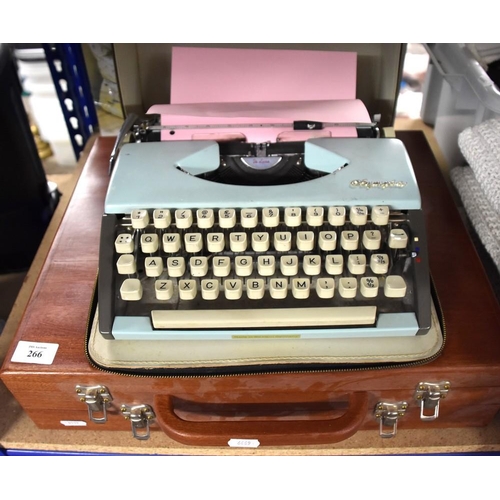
[84, 273, 446, 379]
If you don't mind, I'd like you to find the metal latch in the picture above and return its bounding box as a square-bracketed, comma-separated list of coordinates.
[374, 401, 408, 438]
[75, 385, 113, 424]
[121, 404, 156, 440]
[415, 381, 451, 421]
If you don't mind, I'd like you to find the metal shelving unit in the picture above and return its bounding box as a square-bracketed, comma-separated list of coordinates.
[42, 43, 99, 159]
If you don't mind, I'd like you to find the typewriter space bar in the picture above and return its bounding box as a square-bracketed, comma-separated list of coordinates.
[151, 306, 376, 329]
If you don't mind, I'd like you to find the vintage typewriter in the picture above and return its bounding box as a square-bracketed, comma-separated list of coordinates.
[97, 108, 431, 341]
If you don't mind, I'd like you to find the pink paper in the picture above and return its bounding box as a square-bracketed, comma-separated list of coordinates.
[170, 46, 357, 104]
[148, 99, 370, 142]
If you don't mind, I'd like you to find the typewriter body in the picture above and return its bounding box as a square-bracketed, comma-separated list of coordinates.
[98, 113, 431, 341]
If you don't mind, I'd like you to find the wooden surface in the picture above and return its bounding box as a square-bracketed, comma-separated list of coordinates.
[1, 132, 500, 454]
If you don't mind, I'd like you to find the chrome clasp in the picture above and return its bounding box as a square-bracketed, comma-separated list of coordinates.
[75, 385, 113, 424]
[415, 381, 451, 421]
[374, 401, 408, 438]
[121, 404, 156, 440]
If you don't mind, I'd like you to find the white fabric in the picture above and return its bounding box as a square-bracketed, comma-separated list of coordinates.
[451, 118, 500, 272]
[458, 118, 500, 213]
[450, 166, 500, 271]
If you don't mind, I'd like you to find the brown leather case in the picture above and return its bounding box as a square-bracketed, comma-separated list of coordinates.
[2, 132, 500, 447]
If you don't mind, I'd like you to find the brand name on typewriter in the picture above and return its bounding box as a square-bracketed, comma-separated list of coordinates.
[350, 179, 408, 189]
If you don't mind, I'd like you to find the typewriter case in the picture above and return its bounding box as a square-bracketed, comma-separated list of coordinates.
[2, 132, 500, 448]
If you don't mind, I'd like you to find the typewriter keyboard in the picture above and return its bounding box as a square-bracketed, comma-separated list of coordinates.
[98, 205, 430, 339]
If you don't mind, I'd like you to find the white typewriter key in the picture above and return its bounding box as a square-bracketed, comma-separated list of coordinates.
[235, 256, 253, 277]
[184, 233, 203, 253]
[144, 257, 164, 277]
[349, 206, 368, 225]
[246, 279, 265, 300]
[370, 254, 390, 274]
[230, 232, 248, 252]
[131, 209, 149, 229]
[319, 231, 337, 251]
[292, 278, 310, 299]
[274, 231, 292, 251]
[347, 254, 367, 275]
[388, 228, 409, 249]
[201, 279, 220, 300]
[213, 256, 231, 277]
[339, 277, 358, 298]
[155, 280, 173, 300]
[162, 233, 181, 253]
[140, 233, 159, 253]
[340, 230, 359, 250]
[360, 277, 379, 298]
[384, 275, 407, 298]
[219, 209, 237, 228]
[175, 209, 193, 229]
[362, 229, 382, 250]
[303, 255, 321, 276]
[190, 256, 209, 277]
[153, 209, 171, 229]
[167, 257, 185, 277]
[240, 208, 258, 228]
[120, 278, 143, 301]
[316, 278, 335, 299]
[116, 254, 136, 275]
[284, 207, 302, 227]
[328, 206, 346, 226]
[325, 255, 344, 275]
[306, 206, 324, 226]
[280, 255, 299, 276]
[224, 279, 243, 300]
[258, 255, 276, 276]
[179, 279, 197, 300]
[296, 231, 315, 251]
[207, 232, 225, 252]
[371, 206, 390, 225]
[196, 209, 214, 229]
[270, 278, 288, 299]
[115, 234, 134, 254]
[262, 207, 280, 228]
[252, 232, 270, 252]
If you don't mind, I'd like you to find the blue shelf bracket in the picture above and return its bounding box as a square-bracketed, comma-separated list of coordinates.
[42, 43, 99, 160]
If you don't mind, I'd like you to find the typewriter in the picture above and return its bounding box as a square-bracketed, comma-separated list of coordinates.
[98, 111, 431, 341]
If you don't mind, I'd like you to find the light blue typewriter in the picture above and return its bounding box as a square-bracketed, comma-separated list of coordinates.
[98, 131, 431, 340]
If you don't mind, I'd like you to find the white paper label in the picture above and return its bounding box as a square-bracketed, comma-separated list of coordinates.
[11, 341, 59, 365]
[60, 421, 87, 427]
[228, 439, 260, 448]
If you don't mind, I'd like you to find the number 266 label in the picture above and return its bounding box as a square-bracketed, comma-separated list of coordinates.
[11, 341, 59, 365]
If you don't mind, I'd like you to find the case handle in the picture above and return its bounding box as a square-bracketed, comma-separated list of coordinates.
[154, 392, 369, 447]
